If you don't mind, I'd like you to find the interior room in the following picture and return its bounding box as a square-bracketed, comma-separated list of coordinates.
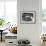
[0, 0, 46, 46]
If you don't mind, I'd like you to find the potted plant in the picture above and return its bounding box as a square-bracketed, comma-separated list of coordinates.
[0, 18, 5, 27]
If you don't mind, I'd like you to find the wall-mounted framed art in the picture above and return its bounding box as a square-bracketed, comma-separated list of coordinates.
[20, 11, 36, 24]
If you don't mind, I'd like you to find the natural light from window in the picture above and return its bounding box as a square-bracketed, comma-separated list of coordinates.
[0, 0, 17, 27]
[42, 0, 46, 33]
[42, 0, 46, 10]
[5, 1, 17, 25]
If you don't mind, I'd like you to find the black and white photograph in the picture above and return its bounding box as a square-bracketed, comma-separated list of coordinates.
[20, 11, 36, 24]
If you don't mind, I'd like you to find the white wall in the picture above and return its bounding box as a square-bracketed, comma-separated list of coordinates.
[17, 0, 42, 46]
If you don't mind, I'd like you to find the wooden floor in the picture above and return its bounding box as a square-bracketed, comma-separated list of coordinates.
[0, 41, 46, 46]
[0, 41, 5, 46]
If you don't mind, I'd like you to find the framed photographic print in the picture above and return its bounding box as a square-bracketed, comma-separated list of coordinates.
[20, 11, 36, 24]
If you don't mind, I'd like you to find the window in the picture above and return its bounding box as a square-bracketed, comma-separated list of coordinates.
[0, 0, 17, 26]
[0, 1, 4, 17]
[42, 0, 46, 33]
[42, 0, 46, 22]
